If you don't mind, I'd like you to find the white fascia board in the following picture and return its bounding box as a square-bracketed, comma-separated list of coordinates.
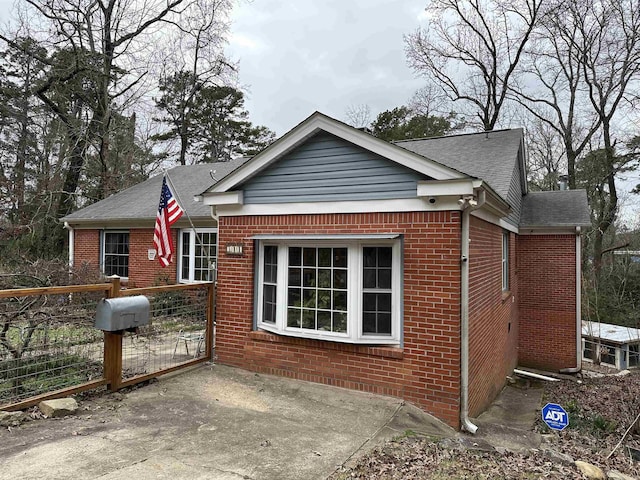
[417, 179, 475, 197]
[519, 226, 583, 235]
[207, 112, 464, 194]
[482, 191, 511, 217]
[470, 209, 518, 233]
[252, 233, 400, 240]
[214, 197, 463, 217]
[201, 190, 243, 206]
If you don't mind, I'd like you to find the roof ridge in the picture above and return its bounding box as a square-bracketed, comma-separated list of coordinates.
[527, 189, 587, 194]
[394, 127, 523, 144]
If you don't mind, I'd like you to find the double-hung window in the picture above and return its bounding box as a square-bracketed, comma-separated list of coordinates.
[179, 228, 217, 282]
[256, 237, 401, 344]
[102, 231, 129, 278]
[502, 231, 509, 292]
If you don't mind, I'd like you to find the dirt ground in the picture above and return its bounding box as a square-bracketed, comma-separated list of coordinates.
[330, 367, 640, 479]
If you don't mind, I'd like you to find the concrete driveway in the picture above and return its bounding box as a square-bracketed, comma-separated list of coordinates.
[0, 364, 454, 480]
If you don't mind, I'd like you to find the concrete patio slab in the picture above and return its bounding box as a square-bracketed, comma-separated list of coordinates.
[0, 363, 454, 480]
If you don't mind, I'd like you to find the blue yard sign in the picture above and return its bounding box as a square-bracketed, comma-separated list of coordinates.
[542, 403, 569, 431]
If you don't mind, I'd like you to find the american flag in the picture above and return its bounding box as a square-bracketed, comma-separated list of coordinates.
[153, 176, 184, 267]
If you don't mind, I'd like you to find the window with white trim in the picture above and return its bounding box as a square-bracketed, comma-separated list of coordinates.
[256, 238, 401, 344]
[179, 228, 217, 282]
[102, 231, 129, 278]
[502, 231, 509, 291]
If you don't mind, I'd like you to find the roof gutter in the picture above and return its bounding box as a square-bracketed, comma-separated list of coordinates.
[459, 189, 486, 434]
[63, 221, 74, 271]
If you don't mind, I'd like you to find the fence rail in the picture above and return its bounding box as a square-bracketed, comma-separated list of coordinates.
[0, 277, 214, 411]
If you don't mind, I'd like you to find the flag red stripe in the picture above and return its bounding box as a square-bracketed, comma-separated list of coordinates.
[153, 176, 184, 267]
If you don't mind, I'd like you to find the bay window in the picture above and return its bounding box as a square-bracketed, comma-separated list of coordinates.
[256, 236, 401, 344]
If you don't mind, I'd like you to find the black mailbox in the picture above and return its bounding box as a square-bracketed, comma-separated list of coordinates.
[94, 295, 150, 332]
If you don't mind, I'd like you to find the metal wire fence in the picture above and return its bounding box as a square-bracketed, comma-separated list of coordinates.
[0, 286, 109, 406]
[0, 280, 213, 410]
[119, 284, 212, 384]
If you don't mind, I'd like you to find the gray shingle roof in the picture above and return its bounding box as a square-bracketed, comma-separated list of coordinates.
[62, 158, 248, 225]
[395, 129, 524, 200]
[520, 190, 591, 228]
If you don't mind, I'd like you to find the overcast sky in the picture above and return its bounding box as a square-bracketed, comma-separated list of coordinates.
[227, 0, 428, 136]
[0, 0, 427, 136]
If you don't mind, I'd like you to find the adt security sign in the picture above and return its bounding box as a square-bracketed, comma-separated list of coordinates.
[542, 403, 569, 431]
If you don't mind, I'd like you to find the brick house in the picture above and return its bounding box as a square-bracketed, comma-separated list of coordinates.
[61, 159, 246, 287]
[63, 112, 590, 430]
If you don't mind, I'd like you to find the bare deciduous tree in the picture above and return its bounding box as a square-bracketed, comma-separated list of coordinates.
[0, 0, 231, 253]
[405, 0, 544, 131]
[344, 104, 372, 129]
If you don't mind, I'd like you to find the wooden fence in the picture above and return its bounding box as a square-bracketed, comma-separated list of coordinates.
[0, 277, 214, 411]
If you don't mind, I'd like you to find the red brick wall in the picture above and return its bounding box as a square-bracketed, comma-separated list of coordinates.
[468, 217, 519, 417]
[74, 230, 100, 269]
[216, 212, 463, 428]
[73, 228, 177, 287]
[517, 235, 577, 370]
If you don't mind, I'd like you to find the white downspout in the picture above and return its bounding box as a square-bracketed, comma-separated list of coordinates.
[460, 190, 485, 434]
[561, 226, 583, 373]
[63, 221, 74, 270]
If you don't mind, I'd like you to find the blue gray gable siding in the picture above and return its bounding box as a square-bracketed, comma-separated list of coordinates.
[239, 132, 431, 203]
[504, 145, 525, 227]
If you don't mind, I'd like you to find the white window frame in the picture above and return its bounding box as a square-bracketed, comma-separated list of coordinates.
[178, 228, 218, 283]
[101, 230, 129, 279]
[255, 237, 402, 345]
[502, 231, 509, 292]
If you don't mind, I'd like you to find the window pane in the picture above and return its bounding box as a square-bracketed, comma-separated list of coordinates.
[302, 309, 315, 329]
[317, 311, 331, 331]
[363, 269, 376, 289]
[287, 308, 301, 327]
[303, 268, 316, 287]
[318, 248, 332, 267]
[334, 270, 347, 289]
[289, 247, 302, 266]
[288, 288, 301, 307]
[378, 293, 391, 312]
[289, 267, 301, 286]
[303, 289, 316, 308]
[303, 248, 316, 266]
[378, 313, 392, 334]
[333, 291, 347, 311]
[333, 312, 347, 333]
[317, 289, 331, 309]
[378, 247, 392, 267]
[317, 269, 331, 288]
[334, 248, 347, 267]
[363, 312, 376, 334]
[264, 245, 278, 284]
[363, 247, 376, 267]
[363, 292, 376, 311]
[378, 269, 392, 289]
[263, 285, 276, 324]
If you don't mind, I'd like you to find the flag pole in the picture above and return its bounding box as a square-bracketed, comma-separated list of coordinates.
[163, 168, 217, 279]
